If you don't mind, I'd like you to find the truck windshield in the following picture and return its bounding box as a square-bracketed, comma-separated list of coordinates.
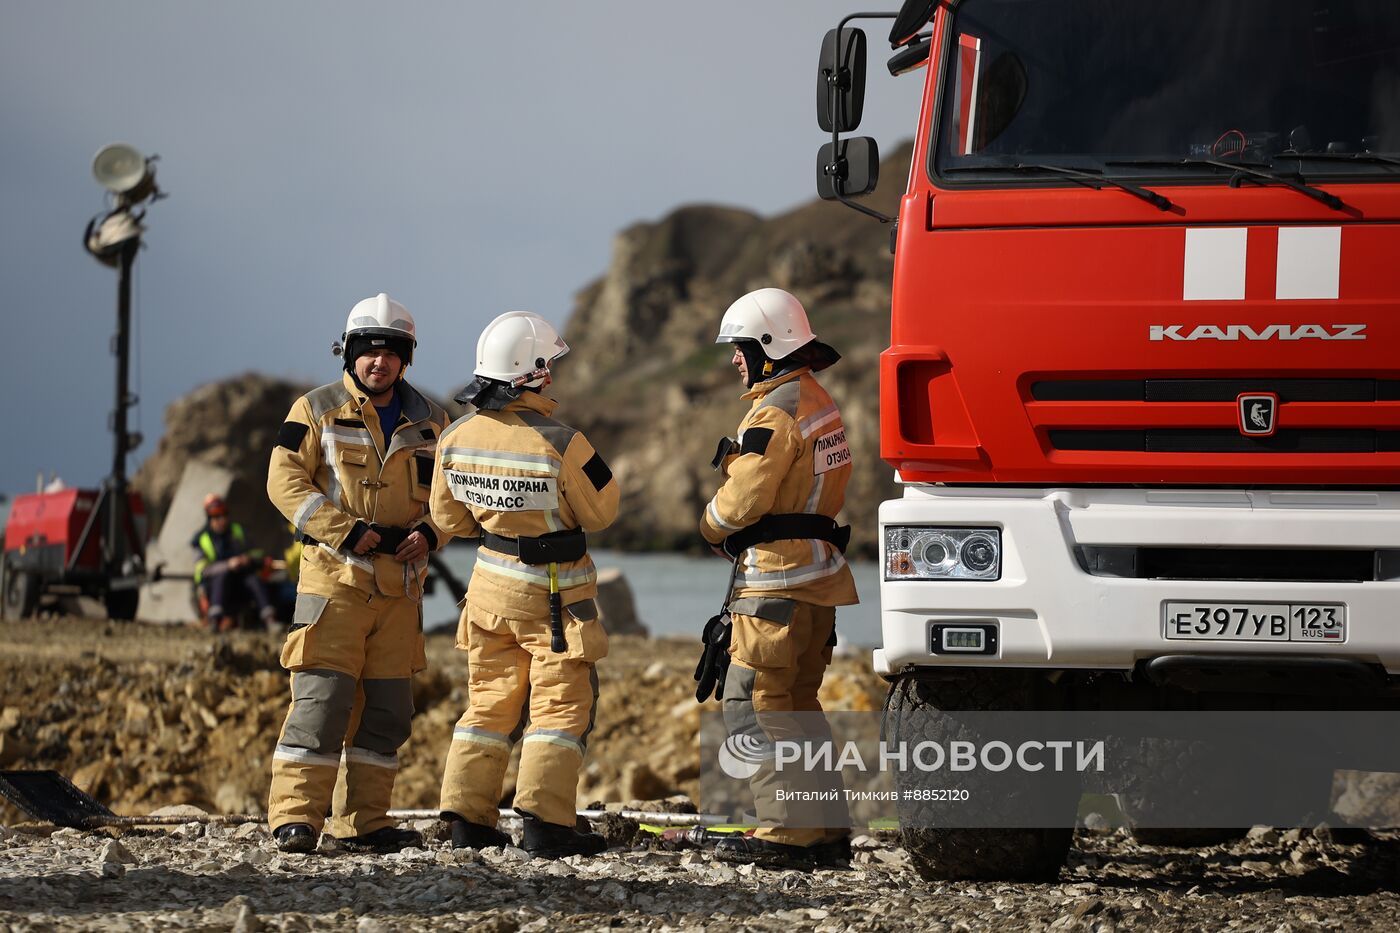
[935, 0, 1400, 180]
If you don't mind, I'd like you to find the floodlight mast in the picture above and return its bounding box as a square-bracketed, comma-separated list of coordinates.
[74, 144, 163, 589]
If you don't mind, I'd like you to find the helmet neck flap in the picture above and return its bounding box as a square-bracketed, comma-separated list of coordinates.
[454, 377, 540, 412]
[735, 338, 841, 388]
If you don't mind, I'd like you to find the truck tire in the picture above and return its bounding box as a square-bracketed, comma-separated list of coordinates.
[1108, 726, 1240, 846]
[883, 669, 1077, 882]
[2, 566, 39, 620]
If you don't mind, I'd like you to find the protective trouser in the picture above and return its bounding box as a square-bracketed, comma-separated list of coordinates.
[268, 577, 423, 836]
[722, 598, 851, 847]
[204, 570, 274, 625]
[440, 601, 606, 828]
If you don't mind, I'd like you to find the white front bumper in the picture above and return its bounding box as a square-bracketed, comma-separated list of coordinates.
[875, 486, 1400, 676]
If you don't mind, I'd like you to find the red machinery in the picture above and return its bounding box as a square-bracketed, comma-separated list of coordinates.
[0, 146, 160, 621]
[2, 490, 147, 619]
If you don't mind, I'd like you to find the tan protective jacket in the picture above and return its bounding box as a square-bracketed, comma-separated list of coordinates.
[700, 368, 858, 607]
[268, 373, 449, 597]
[430, 391, 619, 618]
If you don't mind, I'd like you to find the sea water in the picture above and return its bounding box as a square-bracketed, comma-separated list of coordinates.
[426, 546, 882, 648]
[0, 489, 886, 649]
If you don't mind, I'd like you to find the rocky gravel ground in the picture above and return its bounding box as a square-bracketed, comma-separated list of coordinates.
[3, 820, 1400, 932]
[0, 618, 882, 825]
[7, 620, 1400, 930]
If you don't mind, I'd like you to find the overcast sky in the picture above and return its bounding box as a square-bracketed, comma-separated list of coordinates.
[0, 2, 924, 495]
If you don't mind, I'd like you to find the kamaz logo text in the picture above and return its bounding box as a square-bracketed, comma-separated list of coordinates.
[1150, 324, 1367, 342]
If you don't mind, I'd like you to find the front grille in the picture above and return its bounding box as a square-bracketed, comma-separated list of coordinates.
[1033, 378, 1400, 402]
[1076, 546, 1394, 582]
[1050, 429, 1400, 454]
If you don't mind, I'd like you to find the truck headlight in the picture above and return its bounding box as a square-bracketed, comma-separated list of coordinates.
[885, 527, 1001, 581]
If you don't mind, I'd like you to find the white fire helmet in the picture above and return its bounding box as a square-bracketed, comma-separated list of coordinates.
[474, 311, 569, 387]
[341, 293, 417, 365]
[714, 287, 816, 360]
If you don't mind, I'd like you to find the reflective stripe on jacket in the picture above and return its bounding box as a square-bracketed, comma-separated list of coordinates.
[267, 372, 449, 597]
[700, 368, 858, 607]
[429, 391, 619, 618]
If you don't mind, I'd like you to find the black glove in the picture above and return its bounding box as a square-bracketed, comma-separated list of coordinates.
[367, 524, 410, 554]
[710, 436, 737, 471]
[694, 610, 733, 703]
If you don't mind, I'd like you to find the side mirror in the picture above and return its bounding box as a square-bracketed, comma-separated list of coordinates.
[887, 33, 931, 76]
[889, 0, 938, 48]
[817, 27, 867, 133]
[816, 137, 880, 200]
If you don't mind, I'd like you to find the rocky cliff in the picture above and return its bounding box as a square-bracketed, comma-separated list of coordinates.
[135, 148, 910, 558]
[547, 145, 911, 555]
[133, 375, 310, 556]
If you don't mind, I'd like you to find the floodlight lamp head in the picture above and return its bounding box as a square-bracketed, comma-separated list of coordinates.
[85, 210, 144, 265]
[92, 143, 158, 204]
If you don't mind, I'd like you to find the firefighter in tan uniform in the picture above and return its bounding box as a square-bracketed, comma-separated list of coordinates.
[432, 311, 619, 858]
[265, 293, 450, 854]
[701, 287, 859, 868]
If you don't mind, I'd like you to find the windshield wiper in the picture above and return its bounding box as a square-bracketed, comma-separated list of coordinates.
[1277, 152, 1400, 169]
[1105, 158, 1346, 212]
[945, 163, 1174, 211]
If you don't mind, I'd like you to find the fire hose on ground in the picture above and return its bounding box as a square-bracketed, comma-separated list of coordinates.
[0, 768, 728, 831]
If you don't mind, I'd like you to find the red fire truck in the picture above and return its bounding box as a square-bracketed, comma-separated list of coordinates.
[819, 0, 1400, 880]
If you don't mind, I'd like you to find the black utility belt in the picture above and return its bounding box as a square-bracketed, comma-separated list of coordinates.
[722, 513, 851, 557]
[481, 529, 587, 565]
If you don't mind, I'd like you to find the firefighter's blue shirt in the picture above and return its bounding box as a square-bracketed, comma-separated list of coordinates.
[375, 389, 402, 448]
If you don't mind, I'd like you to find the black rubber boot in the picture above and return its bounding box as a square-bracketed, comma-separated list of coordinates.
[272, 823, 317, 854]
[337, 825, 423, 853]
[445, 813, 513, 849]
[813, 834, 853, 868]
[714, 833, 822, 869]
[519, 810, 608, 859]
